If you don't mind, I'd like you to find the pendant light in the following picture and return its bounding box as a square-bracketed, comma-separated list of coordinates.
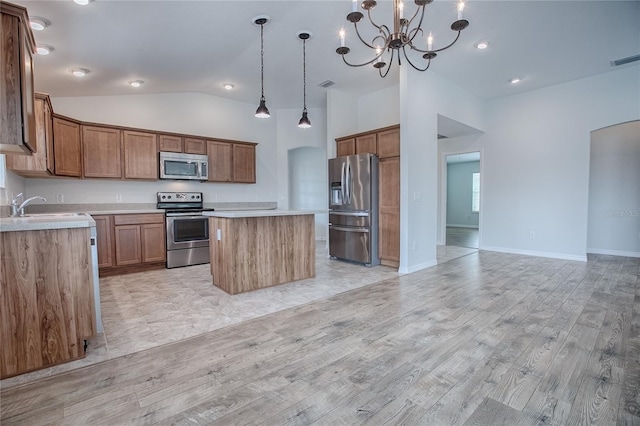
[253, 16, 270, 118]
[297, 31, 312, 128]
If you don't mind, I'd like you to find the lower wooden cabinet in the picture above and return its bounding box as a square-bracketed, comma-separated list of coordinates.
[0, 227, 95, 378]
[379, 156, 400, 267]
[95, 213, 166, 274]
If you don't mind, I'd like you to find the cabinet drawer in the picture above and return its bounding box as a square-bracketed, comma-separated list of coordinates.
[113, 213, 164, 226]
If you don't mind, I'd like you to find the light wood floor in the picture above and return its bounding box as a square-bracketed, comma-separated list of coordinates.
[447, 227, 479, 249]
[1, 251, 638, 425]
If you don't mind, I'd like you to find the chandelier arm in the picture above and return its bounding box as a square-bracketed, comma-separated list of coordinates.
[402, 46, 431, 72]
[406, 4, 427, 44]
[378, 50, 395, 78]
[410, 30, 462, 54]
[352, 22, 378, 50]
[340, 51, 385, 68]
[366, 7, 385, 33]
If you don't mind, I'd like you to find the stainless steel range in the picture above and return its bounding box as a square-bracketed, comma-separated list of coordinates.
[157, 192, 214, 269]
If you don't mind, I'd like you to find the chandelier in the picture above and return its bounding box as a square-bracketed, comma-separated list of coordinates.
[336, 0, 469, 77]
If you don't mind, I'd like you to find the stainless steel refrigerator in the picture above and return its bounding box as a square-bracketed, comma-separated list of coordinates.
[328, 153, 380, 267]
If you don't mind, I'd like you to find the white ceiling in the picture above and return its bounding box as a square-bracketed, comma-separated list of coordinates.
[15, 0, 640, 109]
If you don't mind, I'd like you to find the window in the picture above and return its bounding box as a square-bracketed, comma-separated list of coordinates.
[472, 172, 480, 213]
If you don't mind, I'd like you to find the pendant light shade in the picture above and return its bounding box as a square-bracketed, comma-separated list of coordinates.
[297, 31, 312, 129]
[253, 16, 270, 119]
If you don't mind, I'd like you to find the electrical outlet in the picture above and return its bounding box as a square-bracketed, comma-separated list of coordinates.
[115, 194, 122, 202]
[56, 194, 64, 203]
[413, 192, 421, 202]
[529, 231, 536, 239]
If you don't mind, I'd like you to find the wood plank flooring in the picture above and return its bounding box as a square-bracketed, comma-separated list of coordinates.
[446, 227, 479, 249]
[0, 251, 638, 425]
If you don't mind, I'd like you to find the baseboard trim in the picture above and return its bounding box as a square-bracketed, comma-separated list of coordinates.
[481, 246, 587, 262]
[398, 259, 438, 275]
[446, 225, 479, 229]
[587, 248, 640, 258]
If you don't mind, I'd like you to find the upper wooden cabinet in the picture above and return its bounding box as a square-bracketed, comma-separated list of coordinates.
[53, 116, 82, 177]
[355, 133, 377, 155]
[123, 130, 158, 180]
[82, 125, 122, 179]
[207, 140, 233, 182]
[233, 143, 256, 183]
[6, 93, 54, 176]
[377, 127, 400, 158]
[184, 137, 207, 155]
[158, 134, 183, 153]
[336, 138, 355, 157]
[0, 2, 36, 155]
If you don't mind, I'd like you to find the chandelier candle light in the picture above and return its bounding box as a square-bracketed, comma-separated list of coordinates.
[336, 0, 470, 77]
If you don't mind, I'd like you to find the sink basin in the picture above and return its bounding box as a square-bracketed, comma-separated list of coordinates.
[19, 212, 88, 218]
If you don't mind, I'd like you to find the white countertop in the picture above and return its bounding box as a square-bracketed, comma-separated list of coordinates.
[203, 210, 316, 218]
[0, 214, 96, 232]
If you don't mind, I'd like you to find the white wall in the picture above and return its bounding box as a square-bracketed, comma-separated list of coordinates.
[0, 155, 26, 207]
[479, 66, 640, 261]
[276, 107, 328, 239]
[22, 93, 279, 205]
[446, 161, 480, 228]
[357, 85, 400, 132]
[326, 90, 358, 159]
[587, 120, 640, 257]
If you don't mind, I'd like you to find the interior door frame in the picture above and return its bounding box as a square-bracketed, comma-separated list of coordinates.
[438, 149, 484, 248]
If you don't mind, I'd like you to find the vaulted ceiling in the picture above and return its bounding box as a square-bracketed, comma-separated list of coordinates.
[15, 0, 640, 109]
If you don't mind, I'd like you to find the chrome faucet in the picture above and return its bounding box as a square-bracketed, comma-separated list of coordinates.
[10, 193, 47, 217]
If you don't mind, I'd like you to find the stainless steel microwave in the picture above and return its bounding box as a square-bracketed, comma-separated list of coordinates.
[159, 152, 209, 181]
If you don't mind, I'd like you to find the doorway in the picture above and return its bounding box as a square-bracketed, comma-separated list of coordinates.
[444, 152, 480, 249]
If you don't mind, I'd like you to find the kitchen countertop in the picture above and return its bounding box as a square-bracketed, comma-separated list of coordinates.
[0, 214, 96, 232]
[203, 210, 316, 218]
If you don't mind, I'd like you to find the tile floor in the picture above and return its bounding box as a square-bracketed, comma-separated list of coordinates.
[1, 242, 476, 389]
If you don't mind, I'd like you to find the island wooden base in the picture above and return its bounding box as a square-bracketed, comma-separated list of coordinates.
[209, 214, 315, 295]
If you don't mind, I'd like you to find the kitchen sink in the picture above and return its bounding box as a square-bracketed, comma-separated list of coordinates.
[19, 212, 88, 218]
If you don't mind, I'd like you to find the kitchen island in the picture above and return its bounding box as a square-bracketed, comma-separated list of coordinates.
[0, 214, 97, 378]
[204, 210, 315, 295]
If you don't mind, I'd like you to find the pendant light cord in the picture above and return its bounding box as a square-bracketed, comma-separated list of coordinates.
[260, 23, 265, 100]
[302, 38, 307, 111]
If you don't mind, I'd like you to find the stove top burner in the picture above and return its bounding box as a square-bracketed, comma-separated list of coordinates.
[157, 191, 210, 212]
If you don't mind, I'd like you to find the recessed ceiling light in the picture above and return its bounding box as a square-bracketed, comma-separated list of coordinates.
[29, 17, 50, 31]
[70, 68, 89, 77]
[223, 83, 234, 90]
[474, 41, 489, 50]
[73, 0, 92, 5]
[509, 77, 522, 84]
[129, 80, 144, 88]
[36, 45, 54, 55]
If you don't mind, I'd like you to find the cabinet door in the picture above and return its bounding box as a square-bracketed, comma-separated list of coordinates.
[207, 140, 233, 182]
[378, 156, 400, 267]
[233, 144, 256, 183]
[114, 225, 142, 266]
[184, 137, 207, 155]
[53, 117, 82, 177]
[123, 130, 158, 179]
[93, 215, 114, 268]
[355, 133, 377, 155]
[6, 94, 51, 176]
[377, 127, 400, 158]
[141, 223, 166, 263]
[159, 134, 183, 152]
[336, 139, 355, 157]
[82, 125, 122, 178]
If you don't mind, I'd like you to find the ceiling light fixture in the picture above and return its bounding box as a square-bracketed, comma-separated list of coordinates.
[223, 83, 234, 90]
[29, 17, 50, 31]
[70, 68, 89, 77]
[509, 77, 521, 84]
[73, 0, 92, 5]
[474, 41, 489, 50]
[297, 31, 312, 129]
[36, 45, 54, 55]
[336, 0, 470, 77]
[129, 80, 144, 88]
[253, 15, 271, 119]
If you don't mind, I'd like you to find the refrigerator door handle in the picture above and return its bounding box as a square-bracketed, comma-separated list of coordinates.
[346, 162, 352, 204]
[329, 211, 369, 217]
[341, 162, 346, 205]
[329, 225, 369, 233]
